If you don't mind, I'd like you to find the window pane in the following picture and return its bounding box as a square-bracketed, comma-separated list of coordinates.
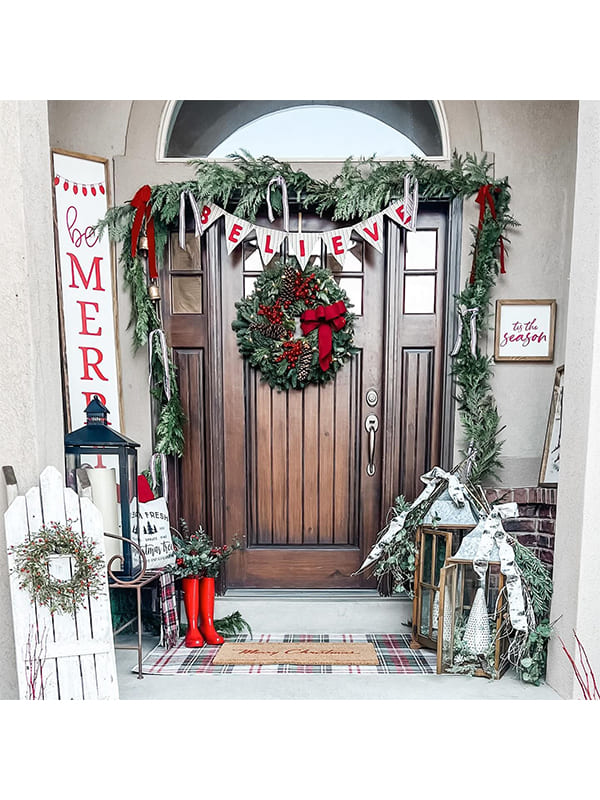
[342, 240, 364, 272]
[172, 276, 203, 313]
[244, 276, 258, 297]
[405, 230, 437, 270]
[404, 275, 436, 314]
[170, 232, 201, 271]
[208, 106, 427, 160]
[243, 240, 264, 272]
[339, 277, 363, 315]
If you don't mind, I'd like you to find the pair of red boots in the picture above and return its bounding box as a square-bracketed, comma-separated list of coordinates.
[136, 476, 223, 649]
[182, 576, 224, 647]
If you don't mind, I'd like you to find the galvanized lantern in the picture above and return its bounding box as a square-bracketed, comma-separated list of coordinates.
[411, 488, 480, 650]
[436, 521, 510, 679]
[64, 396, 140, 576]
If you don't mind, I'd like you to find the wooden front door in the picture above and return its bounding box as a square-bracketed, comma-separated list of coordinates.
[163, 203, 449, 589]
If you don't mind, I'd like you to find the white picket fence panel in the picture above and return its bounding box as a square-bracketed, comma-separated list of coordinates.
[4, 465, 119, 700]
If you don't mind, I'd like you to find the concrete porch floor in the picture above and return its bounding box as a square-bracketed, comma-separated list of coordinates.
[114, 634, 561, 700]
[114, 591, 562, 700]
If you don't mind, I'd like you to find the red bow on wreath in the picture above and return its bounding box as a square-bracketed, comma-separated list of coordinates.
[130, 184, 158, 279]
[300, 301, 347, 371]
[469, 183, 506, 284]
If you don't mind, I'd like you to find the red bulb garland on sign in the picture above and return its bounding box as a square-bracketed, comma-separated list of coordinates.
[53, 173, 105, 197]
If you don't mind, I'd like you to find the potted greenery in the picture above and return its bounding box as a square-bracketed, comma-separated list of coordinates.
[169, 522, 242, 647]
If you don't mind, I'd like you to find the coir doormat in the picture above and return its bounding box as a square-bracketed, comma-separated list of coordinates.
[133, 633, 438, 675]
[212, 641, 378, 666]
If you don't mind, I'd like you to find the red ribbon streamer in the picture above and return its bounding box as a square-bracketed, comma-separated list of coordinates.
[130, 184, 157, 279]
[470, 184, 505, 284]
[300, 301, 347, 371]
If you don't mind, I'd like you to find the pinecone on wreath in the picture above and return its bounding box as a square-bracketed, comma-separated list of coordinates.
[280, 266, 298, 305]
[250, 321, 287, 340]
[296, 341, 313, 382]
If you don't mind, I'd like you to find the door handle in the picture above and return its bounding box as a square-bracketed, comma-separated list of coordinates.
[365, 414, 379, 476]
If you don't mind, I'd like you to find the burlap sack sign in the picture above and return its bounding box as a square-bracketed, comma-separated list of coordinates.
[136, 497, 175, 569]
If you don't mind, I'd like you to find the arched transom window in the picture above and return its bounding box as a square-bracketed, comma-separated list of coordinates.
[163, 100, 446, 160]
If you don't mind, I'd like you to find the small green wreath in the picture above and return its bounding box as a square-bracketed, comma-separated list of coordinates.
[9, 521, 105, 615]
[232, 259, 357, 390]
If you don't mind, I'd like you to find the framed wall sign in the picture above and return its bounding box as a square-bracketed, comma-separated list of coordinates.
[494, 299, 556, 362]
[539, 364, 564, 487]
[51, 149, 123, 435]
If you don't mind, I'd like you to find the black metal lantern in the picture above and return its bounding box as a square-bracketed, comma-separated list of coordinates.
[65, 396, 140, 576]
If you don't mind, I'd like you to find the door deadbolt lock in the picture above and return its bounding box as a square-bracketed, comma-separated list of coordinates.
[366, 388, 378, 407]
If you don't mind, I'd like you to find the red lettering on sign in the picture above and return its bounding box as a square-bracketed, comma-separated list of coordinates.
[79, 347, 109, 381]
[66, 206, 99, 248]
[299, 239, 306, 258]
[201, 205, 211, 225]
[264, 234, 274, 254]
[228, 223, 243, 244]
[77, 300, 102, 336]
[331, 235, 344, 255]
[394, 204, 411, 226]
[67, 253, 105, 291]
[362, 222, 380, 242]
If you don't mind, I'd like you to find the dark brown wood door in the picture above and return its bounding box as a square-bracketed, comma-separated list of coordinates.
[163, 203, 449, 589]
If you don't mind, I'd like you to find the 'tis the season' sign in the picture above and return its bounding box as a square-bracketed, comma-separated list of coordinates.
[52, 150, 122, 431]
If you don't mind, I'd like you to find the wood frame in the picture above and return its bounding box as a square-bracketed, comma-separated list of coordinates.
[539, 364, 564, 487]
[494, 299, 556, 362]
[50, 148, 124, 432]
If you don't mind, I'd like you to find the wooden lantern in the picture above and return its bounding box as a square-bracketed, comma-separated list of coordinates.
[436, 531, 510, 679]
[411, 525, 476, 650]
[410, 486, 480, 650]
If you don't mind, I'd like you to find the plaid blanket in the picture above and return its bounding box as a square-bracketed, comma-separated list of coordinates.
[158, 572, 179, 650]
[134, 632, 437, 675]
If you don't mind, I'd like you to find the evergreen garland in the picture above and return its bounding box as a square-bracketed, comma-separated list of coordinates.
[97, 151, 516, 482]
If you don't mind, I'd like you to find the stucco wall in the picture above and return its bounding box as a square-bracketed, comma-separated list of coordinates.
[476, 101, 578, 486]
[0, 101, 65, 699]
[546, 101, 600, 698]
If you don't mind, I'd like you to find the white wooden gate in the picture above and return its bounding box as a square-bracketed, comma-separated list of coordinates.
[4, 465, 118, 699]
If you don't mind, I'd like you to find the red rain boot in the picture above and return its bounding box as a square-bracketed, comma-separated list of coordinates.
[182, 577, 204, 648]
[199, 577, 224, 645]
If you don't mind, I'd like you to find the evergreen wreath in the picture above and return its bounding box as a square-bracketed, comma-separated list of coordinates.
[232, 259, 357, 390]
[97, 150, 517, 482]
[8, 521, 105, 615]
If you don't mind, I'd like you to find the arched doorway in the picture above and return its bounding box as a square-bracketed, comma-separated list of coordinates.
[154, 101, 458, 588]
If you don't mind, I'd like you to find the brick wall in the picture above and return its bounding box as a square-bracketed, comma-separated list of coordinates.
[484, 487, 557, 572]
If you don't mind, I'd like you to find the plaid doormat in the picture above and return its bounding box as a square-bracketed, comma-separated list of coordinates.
[133, 633, 437, 675]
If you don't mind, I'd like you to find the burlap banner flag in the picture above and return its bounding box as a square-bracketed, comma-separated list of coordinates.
[288, 232, 317, 268]
[255, 226, 286, 264]
[224, 214, 253, 255]
[353, 212, 385, 253]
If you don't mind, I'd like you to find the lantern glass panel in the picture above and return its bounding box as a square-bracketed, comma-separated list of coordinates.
[420, 588, 432, 637]
[434, 536, 446, 585]
[438, 560, 507, 679]
[422, 531, 433, 583]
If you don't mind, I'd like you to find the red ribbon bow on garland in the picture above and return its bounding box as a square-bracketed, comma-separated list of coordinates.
[130, 184, 158, 279]
[469, 183, 506, 285]
[300, 300, 347, 371]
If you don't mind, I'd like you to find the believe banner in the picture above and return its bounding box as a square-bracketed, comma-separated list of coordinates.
[186, 177, 418, 265]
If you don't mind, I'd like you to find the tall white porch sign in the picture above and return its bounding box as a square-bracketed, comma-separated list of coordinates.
[51, 150, 122, 434]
